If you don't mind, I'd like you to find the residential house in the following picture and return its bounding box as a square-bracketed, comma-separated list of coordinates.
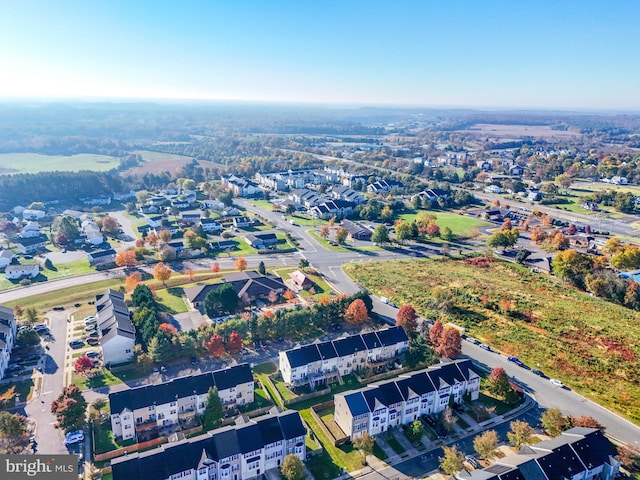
[340, 219, 372, 241]
[289, 270, 313, 290]
[279, 327, 409, 387]
[166, 240, 185, 254]
[210, 240, 238, 252]
[334, 359, 481, 439]
[15, 235, 47, 254]
[95, 290, 135, 366]
[80, 216, 104, 246]
[201, 199, 225, 211]
[509, 165, 524, 176]
[329, 186, 366, 205]
[611, 176, 628, 185]
[22, 209, 46, 220]
[245, 233, 278, 249]
[113, 190, 136, 201]
[0, 306, 17, 381]
[20, 222, 41, 238]
[460, 428, 620, 480]
[111, 408, 306, 480]
[221, 175, 261, 197]
[233, 216, 253, 229]
[82, 195, 112, 206]
[485, 185, 503, 194]
[88, 249, 117, 267]
[199, 218, 223, 233]
[147, 215, 164, 228]
[410, 189, 448, 205]
[289, 188, 322, 209]
[110, 364, 254, 441]
[308, 199, 355, 219]
[180, 212, 202, 224]
[6, 264, 39, 280]
[0, 250, 14, 269]
[366, 179, 404, 194]
[184, 271, 287, 309]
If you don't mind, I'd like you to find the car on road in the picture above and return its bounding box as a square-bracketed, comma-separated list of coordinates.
[64, 430, 84, 446]
[532, 369, 545, 377]
[69, 340, 84, 349]
[550, 378, 564, 387]
[479, 343, 492, 351]
[466, 337, 480, 345]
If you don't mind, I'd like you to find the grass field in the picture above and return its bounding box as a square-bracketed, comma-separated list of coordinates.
[344, 257, 640, 425]
[399, 210, 490, 238]
[0, 153, 120, 174]
[124, 150, 195, 175]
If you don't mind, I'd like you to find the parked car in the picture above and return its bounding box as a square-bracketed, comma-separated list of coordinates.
[69, 340, 84, 349]
[33, 323, 48, 332]
[86, 337, 99, 346]
[85, 351, 100, 358]
[64, 430, 84, 446]
[532, 369, 545, 377]
[465, 455, 481, 469]
[550, 378, 564, 387]
[479, 343, 492, 351]
[84, 324, 97, 332]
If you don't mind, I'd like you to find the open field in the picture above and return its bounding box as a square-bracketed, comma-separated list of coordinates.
[399, 210, 490, 238]
[344, 257, 640, 424]
[0, 153, 120, 174]
[458, 124, 581, 140]
[125, 150, 195, 175]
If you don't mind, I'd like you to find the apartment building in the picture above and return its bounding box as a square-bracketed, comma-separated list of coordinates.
[111, 408, 306, 480]
[0, 306, 17, 381]
[279, 327, 409, 387]
[334, 359, 481, 439]
[95, 290, 135, 366]
[110, 364, 254, 441]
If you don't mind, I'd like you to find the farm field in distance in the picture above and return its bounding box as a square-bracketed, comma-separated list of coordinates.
[344, 257, 640, 425]
[0, 153, 120, 174]
[398, 210, 490, 238]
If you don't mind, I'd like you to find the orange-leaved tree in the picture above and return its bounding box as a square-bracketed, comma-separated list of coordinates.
[235, 257, 247, 272]
[396, 305, 418, 338]
[346, 299, 368, 325]
[125, 271, 142, 292]
[115, 250, 138, 267]
[153, 262, 172, 286]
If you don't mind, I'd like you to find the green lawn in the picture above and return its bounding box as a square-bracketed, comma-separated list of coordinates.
[399, 210, 490, 238]
[0, 153, 120, 175]
[285, 214, 329, 227]
[72, 366, 146, 391]
[250, 199, 276, 212]
[372, 442, 389, 460]
[271, 375, 298, 401]
[344, 257, 640, 425]
[155, 287, 188, 313]
[41, 258, 95, 280]
[92, 422, 135, 454]
[0, 379, 35, 405]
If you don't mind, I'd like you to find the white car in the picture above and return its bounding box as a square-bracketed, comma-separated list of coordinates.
[84, 324, 97, 332]
[64, 430, 84, 445]
[549, 379, 564, 387]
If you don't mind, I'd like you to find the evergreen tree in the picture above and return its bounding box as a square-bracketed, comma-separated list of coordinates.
[203, 387, 223, 431]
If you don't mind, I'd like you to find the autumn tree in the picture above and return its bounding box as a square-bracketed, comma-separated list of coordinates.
[541, 408, 568, 437]
[235, 257, 248, 271]
[158, 229, 172, 242]
[507, 420, 534, 449]
[571, 416, 603, 429]
[335, 227, 348, 244]
[552, 249, 595, 289]
[125, 271, 142, 292]
[501, 218, 513, 230]
[281, 454, 305, 480]
[346, 298, 368, 325]
[101, 215, 120, 235]
[50, 385, 87, 433]
[396, 305, 418, 338]
[146, 233, 159, 249]
[474, 429, 499, 460]
[617, 445, 640, 473]
[353, 431, 375, 466]
[268, 289, 279, 303]
[439, 444, 465, 476]
[487, 228, 519, 250]
[74, 355, 94, 376]
[152, 262, 172, 285]
[437, 327, 461, 359]
[319, 225, 329, 239]
[0, 412, 28, 454]
[283, 289, 296, 303]
[211, 261, 220, 274]
[207, 333, 225, 357]
[0, 386, 16, 408]
[115, 250, 138, 267]
[158, 323, 178, 335]
[488, 367, 515, 402]
[429, 320, 444, 348]
[226, 331, 243, 354]
[184, 268, 195, 281]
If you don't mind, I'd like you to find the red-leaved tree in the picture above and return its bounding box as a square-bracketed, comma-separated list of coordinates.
[437, 327, 461, 359]
[226, 331, 243, 354]
[396, 305, 418, 338]
[207, 334, 225, 357]
[74, 355, 94, 375]
[159, 323, 178, 335]
[429, 320, 444, 348]
[346, 299, 368, 325]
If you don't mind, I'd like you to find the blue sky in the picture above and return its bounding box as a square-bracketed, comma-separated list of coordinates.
[0, 1, 638, 109]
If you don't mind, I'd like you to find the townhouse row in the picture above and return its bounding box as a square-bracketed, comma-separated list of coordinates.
[110, 363, 254, 441]
[334, 359, 481, 439]
[0, 306, 17, 381]
[278, 326, 409, 388]
[112, 408, 306, 480]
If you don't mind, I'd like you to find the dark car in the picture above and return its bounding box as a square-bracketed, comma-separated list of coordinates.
[68, 340, 84, 349]
[532, 369, 546, 377]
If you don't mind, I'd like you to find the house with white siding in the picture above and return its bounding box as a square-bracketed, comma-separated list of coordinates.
[110, 363, 254, 441]
[334, 359, 481, 439]
[95, 290, 135, 367]
[5, 264, 39, 280]
[279, 327, 408, 387]
[111, 408, 306, 480]
[0, 306, 17, 381]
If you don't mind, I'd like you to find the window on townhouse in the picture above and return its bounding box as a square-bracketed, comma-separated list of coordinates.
[124, 425, 131, 430]
[236, 392, 242, 399]
[125, 349, 132, 354]
[170, 401, 177, 406]
[136, 417, 142, 424]
[158, 413, 165, 420]
[170, 410, 177, 415]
